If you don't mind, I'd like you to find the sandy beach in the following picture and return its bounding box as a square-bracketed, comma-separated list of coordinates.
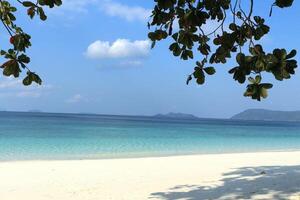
[1, 151, 300, 200]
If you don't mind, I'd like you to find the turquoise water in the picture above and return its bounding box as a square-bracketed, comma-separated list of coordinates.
[1, 112, 300, 161]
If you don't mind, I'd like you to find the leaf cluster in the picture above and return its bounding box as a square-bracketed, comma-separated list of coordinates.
[148, 0, 297, 101]
[0, 0, 61, 87]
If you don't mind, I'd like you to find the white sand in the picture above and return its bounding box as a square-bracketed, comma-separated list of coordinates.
[1, 151, 300, 200]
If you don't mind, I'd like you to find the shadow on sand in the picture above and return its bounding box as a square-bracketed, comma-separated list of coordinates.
[150, 165, 300, 200]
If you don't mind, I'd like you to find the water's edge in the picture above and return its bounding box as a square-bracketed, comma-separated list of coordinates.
[1, 112, 300, 161]
[2, 149, 300, 163]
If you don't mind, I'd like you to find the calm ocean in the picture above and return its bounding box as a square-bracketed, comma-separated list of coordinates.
[0, 111, 300, 161]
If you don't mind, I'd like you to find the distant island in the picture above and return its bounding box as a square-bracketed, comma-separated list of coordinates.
[153, 112, 199, 120]
[231, 109, 300, 122]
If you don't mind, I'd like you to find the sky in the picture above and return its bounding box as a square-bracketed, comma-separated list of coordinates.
[0, 0, 300, 118]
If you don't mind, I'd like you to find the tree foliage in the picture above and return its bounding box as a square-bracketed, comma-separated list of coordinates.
[0, 0, 297, 101]
[0, 0, 62, 86]
[148, 0, 297, 101]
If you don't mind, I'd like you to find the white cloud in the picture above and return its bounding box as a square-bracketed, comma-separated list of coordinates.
[0, 77, 53, 98]
[101, 1, 151, 22]
[66, 94, 87, 103]
[0, 78, 21, 89]
[49, 0, 151, 23]
[85, 39, 151, 59]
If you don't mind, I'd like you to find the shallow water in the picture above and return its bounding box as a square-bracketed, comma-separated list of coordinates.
[0, 111, 300, 160]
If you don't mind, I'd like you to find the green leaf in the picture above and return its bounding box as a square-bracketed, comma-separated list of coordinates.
[2, 60, 21, 78]
[196, 76, 205, 85]
[193, 68, 205, 85]
[10, 7, 17, 12]
[54, 0, 62, 6]
[23, 75, 32, 85]
[151, 41, 156, 49]
[38, 0, 62, 8]
[186, 50, 193, 59]
[236, 53, 245, 65]
[169, 43, 179, 51]
[186, 75, 192, 85]
[286, 49, 297, 59]
[203, 67, 216, 75]
[38, 7, 47, 21]
[23, 1, 35, 7]
[255, 75, 261, 83]
[18, 54, 30, 63]
[275, 0, 294, 8]
[23, 72, 42, 85]
[260, 83, 273, 89]
[260, 87, 268, 98]
[27, 7, 35, 19]
[148, 32, 156, 41]
[255, 60, 265, 70]
[0, 50, 6, 55]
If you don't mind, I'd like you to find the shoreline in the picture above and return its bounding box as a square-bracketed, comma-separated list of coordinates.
[1, 151, 300, 199]
[2, 149, 300, 163]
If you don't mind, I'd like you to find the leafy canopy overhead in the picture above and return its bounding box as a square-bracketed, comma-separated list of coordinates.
[0, 0, 296, 101]
[148, 0, 297, 101]
[0, 0, 62, 86]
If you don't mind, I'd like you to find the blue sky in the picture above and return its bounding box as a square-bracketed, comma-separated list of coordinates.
[0, 0, 299, 118]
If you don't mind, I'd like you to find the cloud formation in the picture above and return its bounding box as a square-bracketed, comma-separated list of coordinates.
[51, 0, 150, 22]
[101, 1, 151, 22]
[0, 78, 21, 89]
[66, 94, 88, 103]
[85, 39, 150, 59]
[0, 77, 52, 98]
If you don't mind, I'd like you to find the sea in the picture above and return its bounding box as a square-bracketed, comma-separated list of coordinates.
[0, 111, 300, 161]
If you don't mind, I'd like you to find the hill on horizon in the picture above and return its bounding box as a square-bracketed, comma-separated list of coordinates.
[231, 109, 300, 122]
[153, 112, 199, 120]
